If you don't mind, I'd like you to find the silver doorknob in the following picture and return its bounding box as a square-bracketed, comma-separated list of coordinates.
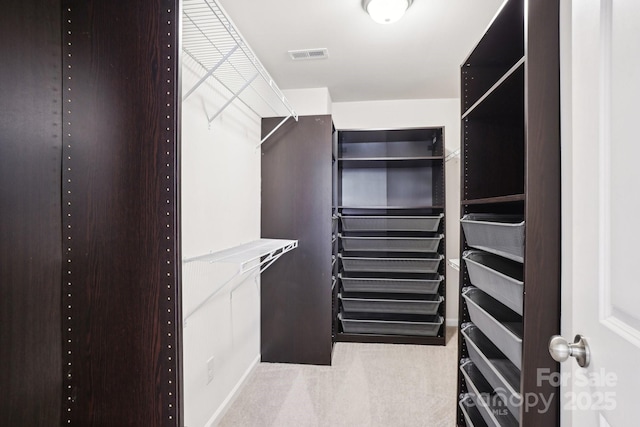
[548, 334, 590, 367]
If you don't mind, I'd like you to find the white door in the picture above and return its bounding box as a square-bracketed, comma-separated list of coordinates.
[560, 0, 640, 426]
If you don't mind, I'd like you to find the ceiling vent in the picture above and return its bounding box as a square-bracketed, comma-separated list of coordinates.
[288, 48, 329, 61]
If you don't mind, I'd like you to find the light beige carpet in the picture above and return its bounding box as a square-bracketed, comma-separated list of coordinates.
[218, 327, 458, 427]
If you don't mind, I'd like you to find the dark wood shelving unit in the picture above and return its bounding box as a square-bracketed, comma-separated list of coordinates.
[456, 0, 560, 426]
[333, 127, 447, 346]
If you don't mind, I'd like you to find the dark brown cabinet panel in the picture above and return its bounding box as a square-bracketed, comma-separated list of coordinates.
[261, 115, 334, 365]
[1, 1, 183, 426]
[0, 0, 63, 425]
[60, 1, 182, 425]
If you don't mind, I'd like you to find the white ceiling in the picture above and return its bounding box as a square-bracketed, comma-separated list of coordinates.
[216, 0, 505, 102]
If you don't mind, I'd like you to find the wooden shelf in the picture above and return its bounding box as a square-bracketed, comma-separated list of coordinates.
[461, 0, 525, 112]
[338, 205, 444, 210]
[462, 194, 525, 205]
[339, 156, 443, 161]
[336, 332, 446, 346]
[462, 58, 525, 120]
[338, 157, 443, 169]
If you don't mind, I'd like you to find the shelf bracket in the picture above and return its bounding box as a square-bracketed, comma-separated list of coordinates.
[257, 114, 293, 147]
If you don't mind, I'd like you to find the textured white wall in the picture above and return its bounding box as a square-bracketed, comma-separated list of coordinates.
[181, 56, 262, 427]
[332, 99, 461, 327]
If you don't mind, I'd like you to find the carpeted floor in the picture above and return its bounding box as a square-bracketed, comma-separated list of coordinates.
[218, 327, 458, 427]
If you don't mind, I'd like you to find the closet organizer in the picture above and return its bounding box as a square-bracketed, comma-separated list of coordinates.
[455, 0, 560, 426]
[334, 128, 446, 345]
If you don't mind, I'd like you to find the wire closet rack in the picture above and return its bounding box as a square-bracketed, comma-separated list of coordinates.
[182, 239, 298, 323]
[182, 0, 298, 144]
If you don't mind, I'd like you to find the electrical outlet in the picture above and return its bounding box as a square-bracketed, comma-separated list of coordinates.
[206, 356, 215, 384]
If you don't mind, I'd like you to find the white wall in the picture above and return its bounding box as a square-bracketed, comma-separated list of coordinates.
[332, 99, 461, 327]
[282, 87, 333, 116]
[181, 56, 262, 427]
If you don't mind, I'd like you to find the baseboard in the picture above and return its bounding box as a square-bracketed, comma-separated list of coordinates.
[446, 318, 459, 327]
[204, 354, 261, 427]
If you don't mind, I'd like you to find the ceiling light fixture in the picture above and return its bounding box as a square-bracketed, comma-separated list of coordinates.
[362, 0, 413, 25]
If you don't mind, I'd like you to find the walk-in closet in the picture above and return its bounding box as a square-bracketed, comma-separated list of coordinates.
[2, 0, 567, 426]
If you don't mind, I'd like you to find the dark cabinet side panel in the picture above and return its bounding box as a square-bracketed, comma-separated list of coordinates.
[261, 115, 333, 365]
[0, 0, 63, 425]
[61, 1, 182, 425]
[522, 0, 561, 424]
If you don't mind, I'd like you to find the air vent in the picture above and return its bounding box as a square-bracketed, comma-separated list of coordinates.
[288, 48, 329, 61]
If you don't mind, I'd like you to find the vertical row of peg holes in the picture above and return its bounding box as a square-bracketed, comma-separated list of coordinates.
[63, 5, 74, 425]
[164, 4, 178, 424]
[60, 4, 179, 424]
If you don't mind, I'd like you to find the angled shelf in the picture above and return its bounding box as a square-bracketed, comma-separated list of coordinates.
[462, 194, 525, 206]
[183, 239, 298, 323]
[182, 0, 297, 144]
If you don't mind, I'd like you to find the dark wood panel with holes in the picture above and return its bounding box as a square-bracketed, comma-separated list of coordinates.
[61, 0, 182, 425]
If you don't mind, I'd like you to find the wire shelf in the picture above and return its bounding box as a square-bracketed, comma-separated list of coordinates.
[182, 0, 297, 143]
[182, 239, 298, 323]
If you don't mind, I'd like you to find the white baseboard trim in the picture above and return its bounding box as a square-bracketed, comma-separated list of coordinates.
[446, 318, 459, 327]
[204, 354, 261, 427]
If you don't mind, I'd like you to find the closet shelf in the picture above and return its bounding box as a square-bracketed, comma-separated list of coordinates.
[182, 0, 297, 144]
[462, 194, 525, 205]
[461, 57, 525, 119]
[183, 239, 297, 324]
[338, 156, 443, 161]
[184, 238, 297, 273]
[338, 205, 444, 210]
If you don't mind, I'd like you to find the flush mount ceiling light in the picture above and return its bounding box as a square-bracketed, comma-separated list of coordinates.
[362, 0, 413, 24]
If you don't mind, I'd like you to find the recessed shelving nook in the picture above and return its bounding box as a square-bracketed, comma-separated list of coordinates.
[334, 127, 447, 345]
